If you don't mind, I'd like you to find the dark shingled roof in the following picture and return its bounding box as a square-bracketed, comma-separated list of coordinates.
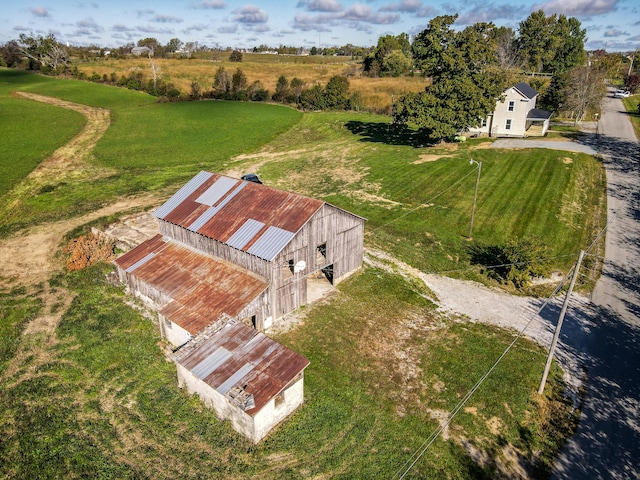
[514, 82, 538, 99]
[527, 108, 552, 120]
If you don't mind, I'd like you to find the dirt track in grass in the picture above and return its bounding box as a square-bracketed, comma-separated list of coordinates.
[0, 93, 159, 336]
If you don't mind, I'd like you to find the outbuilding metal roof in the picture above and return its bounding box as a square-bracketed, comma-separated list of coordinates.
[115, 234, 268, 335]
[176, 321, 310, 415]
[154, 172, 324, 261]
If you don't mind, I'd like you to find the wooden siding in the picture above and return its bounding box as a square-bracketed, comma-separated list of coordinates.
[158, 202, 364, 322]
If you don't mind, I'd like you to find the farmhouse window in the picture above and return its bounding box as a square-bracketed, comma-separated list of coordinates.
[508, 101, 515, 112]
[481, 118, 487, 128]
[505, 119, 512, 130]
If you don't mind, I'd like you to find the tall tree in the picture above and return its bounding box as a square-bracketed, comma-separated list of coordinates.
[231, 68, 247, 93]
[517, 10, 585, 74]
[363, 33, 411, 77]
[272, 75, 289, 102]
[0, 40, 22, 68]
[394, 16, 507, 141]
[562, 65, 607, 124]
[166, 38, 182, 53]
[213, 66, 231, 95]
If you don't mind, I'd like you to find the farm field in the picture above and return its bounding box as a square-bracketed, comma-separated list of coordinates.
[0, 69, 604, 478]
[73, 52, 428, 113]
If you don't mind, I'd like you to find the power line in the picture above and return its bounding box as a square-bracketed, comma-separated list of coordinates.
[392, 272, 570, 479]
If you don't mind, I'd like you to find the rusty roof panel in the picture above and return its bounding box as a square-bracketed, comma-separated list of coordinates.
[155, 171, 213, 219]
[116, 236, 268, 335]
[158, 172, 324, 261]
[177, 322, 309, 415]
[125, 252, 156, 273]
[114, 234, 167, 270]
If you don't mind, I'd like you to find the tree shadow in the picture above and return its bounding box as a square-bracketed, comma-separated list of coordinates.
[344, 120, 437, 148]
[548, 301, 640, 479]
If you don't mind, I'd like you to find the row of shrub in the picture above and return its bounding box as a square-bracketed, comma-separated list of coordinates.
[68, 65, 360, 110]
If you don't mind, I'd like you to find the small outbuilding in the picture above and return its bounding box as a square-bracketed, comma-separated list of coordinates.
[175, 321, 309, 443]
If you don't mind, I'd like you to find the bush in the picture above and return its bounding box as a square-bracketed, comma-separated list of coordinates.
[468, 239, 551, 289]
[229, 50, 243, 62]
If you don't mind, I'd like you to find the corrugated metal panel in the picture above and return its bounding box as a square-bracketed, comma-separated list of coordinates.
[195, 176, 238, 206]
[125, 252, 155, 273]
[175, 322, 309, 415]
[247, 226, 295, 261]
[187, 182, 248, 233]
[117, 236, 268, 335]
[155, 172, 325, 257]
[216, 362, 255, 395]
[155, 171, 213, 219]
[192, 347, 232, 379]
[187, 206, 218, 233]
[226, 219, 265, 250]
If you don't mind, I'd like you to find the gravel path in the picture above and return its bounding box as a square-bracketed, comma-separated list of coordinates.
[364, 249, 590, 393]
[491, 138, 598, 155]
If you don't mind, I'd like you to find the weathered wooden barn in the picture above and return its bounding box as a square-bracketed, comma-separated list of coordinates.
[151, 170, 365, 332]
[114, 234, 269, 347]
[114, 171, 364, 442]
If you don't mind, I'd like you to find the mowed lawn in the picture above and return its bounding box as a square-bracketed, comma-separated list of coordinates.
[0, 70, 602, 477]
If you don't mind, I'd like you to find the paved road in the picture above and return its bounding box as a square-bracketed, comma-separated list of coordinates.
[551, 92, 640, 479]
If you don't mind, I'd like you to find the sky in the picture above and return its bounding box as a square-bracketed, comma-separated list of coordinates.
[1, 0, 639, 52]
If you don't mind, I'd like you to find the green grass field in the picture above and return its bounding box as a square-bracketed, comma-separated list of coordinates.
[0, 265, 573, 479]
[0, 69, 598, 478]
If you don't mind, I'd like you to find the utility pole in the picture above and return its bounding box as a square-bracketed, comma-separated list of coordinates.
[468, 159, 482, 240]
[538, 250, 585, 395]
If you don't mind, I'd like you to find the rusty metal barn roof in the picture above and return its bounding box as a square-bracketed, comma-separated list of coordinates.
[176, 321, 310, 415]
[115, 234, 268, 335]
[154, 172, 324, 261]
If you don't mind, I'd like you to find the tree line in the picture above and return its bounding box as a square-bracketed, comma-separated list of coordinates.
[2, 10, 637, 141]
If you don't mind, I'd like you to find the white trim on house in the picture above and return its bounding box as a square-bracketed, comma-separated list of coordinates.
[468, 82, 551, 138]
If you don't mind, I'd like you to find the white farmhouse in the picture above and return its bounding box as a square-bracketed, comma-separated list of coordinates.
[468, 82, 552, 138]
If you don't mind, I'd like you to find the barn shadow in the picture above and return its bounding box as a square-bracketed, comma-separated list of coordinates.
[344, 120, 436, 148]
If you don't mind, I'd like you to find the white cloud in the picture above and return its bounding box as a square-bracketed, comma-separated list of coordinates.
[603, 28, 628, 37]
[153, 14, 184, 24]
[30, 7, 50, 17]
[193, 0, 226, 9]
[233, 5, 268, 24]
[531, 0, 618, 17]
[298, 0, 344, 12]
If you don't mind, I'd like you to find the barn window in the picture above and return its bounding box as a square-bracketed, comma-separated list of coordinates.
[316, 243, 327, 267]
[282, 259, 294, 280]
[274, 391, 285, 408]
[481, 118, 487, 128]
